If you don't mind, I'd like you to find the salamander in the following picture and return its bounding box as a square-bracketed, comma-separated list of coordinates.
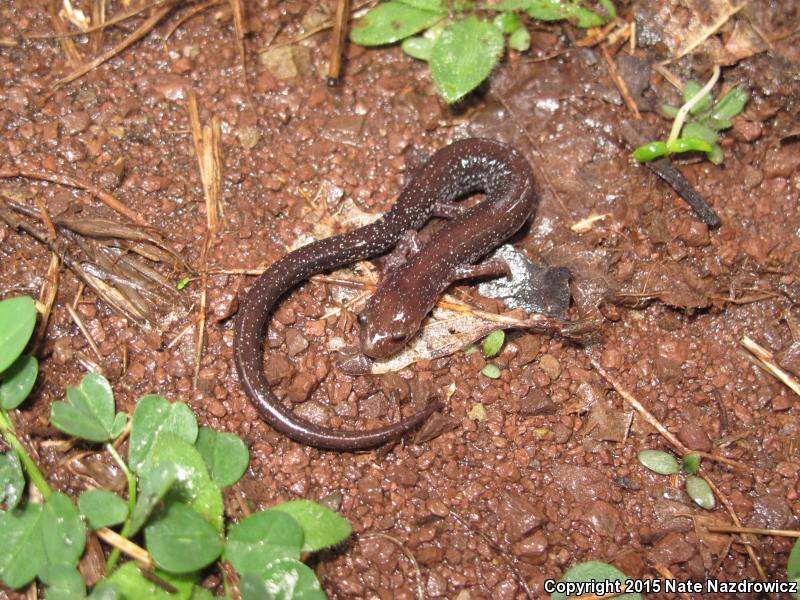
[234, 137, 537, 450]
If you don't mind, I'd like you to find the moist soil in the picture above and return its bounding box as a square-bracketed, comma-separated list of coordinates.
[2, 1, 799, 598]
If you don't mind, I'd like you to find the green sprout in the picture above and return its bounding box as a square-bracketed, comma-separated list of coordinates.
[350, 0, 616, 103]
[638, 449, 714, 510]
[634, 65, 749, 165]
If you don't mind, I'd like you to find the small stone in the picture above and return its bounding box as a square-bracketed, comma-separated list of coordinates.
[264, 354, 293, 385]
[61, 110, 91, 135]
[467, 403, 487, 421]
[677, 420, 712, 452]
[238, 126, 260, 149]
[519, 388, 556, 415]
[538, 353, 562, 380]
[601, 347, 623, 369]
[285, 328, 308, 356]
[512, 530, 548, 564]
[286, 372, 316, 403]
[648, 532, 696, 566]
[260, 45, 311, 80]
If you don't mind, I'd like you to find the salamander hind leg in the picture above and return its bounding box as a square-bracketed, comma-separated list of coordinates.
[382, 229, 423, 272]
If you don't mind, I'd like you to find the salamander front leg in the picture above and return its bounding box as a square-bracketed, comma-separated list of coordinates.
[453, 257, 511, 281]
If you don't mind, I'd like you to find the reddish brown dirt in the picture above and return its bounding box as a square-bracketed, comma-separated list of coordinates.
[1, 1, 799, 598]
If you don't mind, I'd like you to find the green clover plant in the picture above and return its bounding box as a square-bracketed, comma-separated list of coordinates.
[350, 0, 616, 103]
[0, 295, 351, 598]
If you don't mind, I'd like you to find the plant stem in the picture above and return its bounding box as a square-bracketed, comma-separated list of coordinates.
[666, 64, 720, 147]
[104, 442, 137, 573]
[0, 409, 53, 499]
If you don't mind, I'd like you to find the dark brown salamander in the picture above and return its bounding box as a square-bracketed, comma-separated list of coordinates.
[234, 138, 537, 450]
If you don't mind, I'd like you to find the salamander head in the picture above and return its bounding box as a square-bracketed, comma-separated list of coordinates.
[358, 301, 419, 359]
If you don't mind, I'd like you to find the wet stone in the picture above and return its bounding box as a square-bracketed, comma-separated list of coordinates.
[496, 491, 545, 541]
[519, 388, 557, 415]
[748, 495, 794, 530]
[677, 419, 713, 452]
[647, 532, 695, 566]
[538, 353, 562, 380]
[286, 372, 316, 403]
[285, 327, 308, 356]
[61, 110, 91, 135]
[294, 400, 331, 426]
[359, 392, 388, 419]
[581, 500, 621, 537]
[512, 530, 548, 565]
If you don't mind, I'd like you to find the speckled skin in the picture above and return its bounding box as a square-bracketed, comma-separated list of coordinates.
[235, 138, 537, 450]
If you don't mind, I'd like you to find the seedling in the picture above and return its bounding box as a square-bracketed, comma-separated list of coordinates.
[633, 66, 749, 165]
[638, 449, 714, 509]
[350, 0, 616, 103]
[0, 295, 351, 598]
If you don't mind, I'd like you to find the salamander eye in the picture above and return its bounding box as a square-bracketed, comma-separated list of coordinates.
[357, 312, 367, 326]
[391, 331, 407, 343]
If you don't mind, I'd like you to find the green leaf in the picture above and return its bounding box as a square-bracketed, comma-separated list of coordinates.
[0, 503, 46, 588]
[464, 344, 479, 355]
[525, 0, 567, 21]
[481, 363, 501, 379]
[681, 452, 701, 475]
[551, 561, 641, 600]
[681, 122, 718, 145]
[397, 0, 446, 10]
[145, 502, 223, 574]
[520, 0, 614, 27]
[147, 433, 223, 532]
[493, 12, 521, 34]
[429, 16, 504, 103]
[195, 427, 249, 489]
[97, 562, 196, 600]
[129, 461, 178, 536]
[189, 588, 216, 600]
[41, 565, 87, 600]
[224, 511, 303, 579]
[660, 104, 679, 118]
[788, 539, 800, 600]
[78, 489, 129, 530]
[43, 492, 86, 567]
[685, 475, 715, 509]
[707, 142, 724, 165]
[508, 27, 531, 51]
[0, 354, 38, 409]
[50, 373, 124, 443]
[683, 80, 712, 115]
[401, 36, 435, 60]
[565, 5, 607, 27]
[666, 137, 712, 155]
[350, 2, 444, 46]
[0, 296, 37, 374]
[89, 584, 121, 600]
[632, 141, 668, 162]
[269, 499, 352, 552]
[129, 395, 198, 473]
[482, 330, 505, 358]
[709, 87, 748, 124]
[638, 449, 679, 475]
[241, 559, 326, 600]
[0, 450, 25, 510]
